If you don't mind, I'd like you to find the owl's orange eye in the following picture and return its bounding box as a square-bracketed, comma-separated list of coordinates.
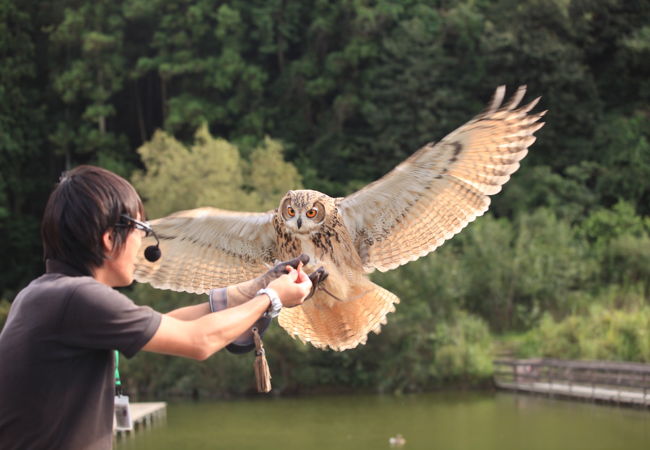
[306, 208, 318, 218]
[287, 206, 296, 217]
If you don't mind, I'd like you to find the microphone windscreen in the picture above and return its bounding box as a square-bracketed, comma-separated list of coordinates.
[144, 245, 161, 262]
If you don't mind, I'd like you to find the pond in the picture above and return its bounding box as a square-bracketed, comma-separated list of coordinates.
[115, 391, 650, 450]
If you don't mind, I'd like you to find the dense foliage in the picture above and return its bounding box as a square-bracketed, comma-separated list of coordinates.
[516, 302, 650, 363]
[2, 0, 650, 396]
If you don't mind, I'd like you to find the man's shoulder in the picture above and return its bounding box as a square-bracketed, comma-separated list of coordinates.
[32, 272, 102, 296]
[16, 273, 120, 310]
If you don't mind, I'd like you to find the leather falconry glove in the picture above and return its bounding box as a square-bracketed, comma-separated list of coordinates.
[208, 254, 328, 353]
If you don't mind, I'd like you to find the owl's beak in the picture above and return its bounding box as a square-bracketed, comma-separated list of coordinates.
[297, 218, 303, 229]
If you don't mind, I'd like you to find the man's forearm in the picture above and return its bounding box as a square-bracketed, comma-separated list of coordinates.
[144, 294, 272, 360]
[164, 287, 231, 320]
[144, 268, 311, 360]
[197, 294, 272, 354]
[165, 302, 211, 320]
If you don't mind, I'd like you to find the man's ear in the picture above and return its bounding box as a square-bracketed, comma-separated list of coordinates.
[102, 230, 114, 254]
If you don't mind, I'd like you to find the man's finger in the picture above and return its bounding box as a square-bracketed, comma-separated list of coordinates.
[286, 266, 299, 282]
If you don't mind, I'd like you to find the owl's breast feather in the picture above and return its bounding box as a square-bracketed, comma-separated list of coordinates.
[295, 234, 322, 265]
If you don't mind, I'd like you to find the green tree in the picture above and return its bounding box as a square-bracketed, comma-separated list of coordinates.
[379, 209, 595, 332]
[0, 0, 50, 297]
[49, 0, 131, 171]
[591, 113, 650, 214]
[578, 200, 650, 247]
[132, 123, 301, 218]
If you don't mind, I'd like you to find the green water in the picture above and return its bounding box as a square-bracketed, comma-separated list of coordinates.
[115, 391, 650, 450]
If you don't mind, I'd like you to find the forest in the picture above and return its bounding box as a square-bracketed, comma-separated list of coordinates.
[1, 0, 650, 397]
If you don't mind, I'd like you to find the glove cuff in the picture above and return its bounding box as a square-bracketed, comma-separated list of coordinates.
[207, 286, 273, 355]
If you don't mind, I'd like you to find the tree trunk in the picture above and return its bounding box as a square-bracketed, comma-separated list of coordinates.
[134, 79, 147, 143]
[160, 73, 168, 122]
[97, 71, 106, 134]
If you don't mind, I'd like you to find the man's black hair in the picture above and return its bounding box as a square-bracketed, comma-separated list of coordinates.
[41, 165, 145, 275]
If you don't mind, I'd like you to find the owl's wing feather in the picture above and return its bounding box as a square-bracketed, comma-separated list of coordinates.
[339, 86, 545, 273]
[134, 207, 277, 294]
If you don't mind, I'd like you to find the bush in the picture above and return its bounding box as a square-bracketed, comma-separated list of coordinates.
[377, 209, 595, 332]
[517, 303, 650, 363]
[431, 311, 494, 382]
[0, 299, 11, 331]
[602, 233, 650, 293]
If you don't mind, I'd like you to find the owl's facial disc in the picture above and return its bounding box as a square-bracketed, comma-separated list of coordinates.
[279, 196, 325, 234]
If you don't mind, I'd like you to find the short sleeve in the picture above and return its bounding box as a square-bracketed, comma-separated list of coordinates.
[60, 280, 162, 358]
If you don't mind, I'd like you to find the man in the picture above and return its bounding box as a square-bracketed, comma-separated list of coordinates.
[0, 165, 313, 449]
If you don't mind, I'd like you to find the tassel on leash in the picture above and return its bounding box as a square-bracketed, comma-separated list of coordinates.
[253, 327, 271, 393]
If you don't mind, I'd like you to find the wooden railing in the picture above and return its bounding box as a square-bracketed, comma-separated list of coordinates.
[493, 358, 650, 407]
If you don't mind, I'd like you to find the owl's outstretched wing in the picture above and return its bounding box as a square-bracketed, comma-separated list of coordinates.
[134, 207, 277, 294]
[339, 85, 545, 273]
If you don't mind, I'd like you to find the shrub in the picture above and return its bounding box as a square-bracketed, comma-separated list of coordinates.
[517, 303, 650, 363]
[0, 299, 11, 331]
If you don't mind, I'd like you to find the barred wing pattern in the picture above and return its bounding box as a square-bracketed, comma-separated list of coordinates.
[339, 86, 545, 273]
[134, 208, 277, 294]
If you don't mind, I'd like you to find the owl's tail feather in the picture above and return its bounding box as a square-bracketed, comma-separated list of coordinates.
[278, 281, 400, 351]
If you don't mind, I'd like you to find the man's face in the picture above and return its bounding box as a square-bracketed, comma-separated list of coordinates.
[102, 215, 146, 287]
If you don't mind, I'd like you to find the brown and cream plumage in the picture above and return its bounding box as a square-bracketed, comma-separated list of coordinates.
[134, 85, 546, 351]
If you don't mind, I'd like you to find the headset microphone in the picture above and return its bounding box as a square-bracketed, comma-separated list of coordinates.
[144, 243, 161, 262]
[118, 214, 162, 262]
[144, 228, 162, 262]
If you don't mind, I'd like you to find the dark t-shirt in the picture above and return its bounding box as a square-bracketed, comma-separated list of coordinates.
[0, 260, 162, 449]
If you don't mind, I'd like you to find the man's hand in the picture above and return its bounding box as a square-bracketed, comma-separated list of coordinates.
[218, 254, 327, 308]
[267, 262, 313, 308]
[207, 256, 326, 354]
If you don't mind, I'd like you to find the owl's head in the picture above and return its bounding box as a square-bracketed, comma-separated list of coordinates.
[278, 190, 332, 234]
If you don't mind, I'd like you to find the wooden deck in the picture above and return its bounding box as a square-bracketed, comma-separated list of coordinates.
[114, 402, 167, 437]
[494, 358, 650, 407]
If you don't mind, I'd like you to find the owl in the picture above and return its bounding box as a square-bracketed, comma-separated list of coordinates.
[134, 86, 545, 351]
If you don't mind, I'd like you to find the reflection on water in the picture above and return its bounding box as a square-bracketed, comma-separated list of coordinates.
[115, 391, 650, 450]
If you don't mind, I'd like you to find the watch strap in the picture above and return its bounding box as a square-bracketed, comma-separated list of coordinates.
[257, 287, 282, 318]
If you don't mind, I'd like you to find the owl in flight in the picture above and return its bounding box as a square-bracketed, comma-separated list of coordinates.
[134, 86, 545, 351]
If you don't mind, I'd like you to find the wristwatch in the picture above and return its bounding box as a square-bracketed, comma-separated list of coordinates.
[257, 288, 282, 318]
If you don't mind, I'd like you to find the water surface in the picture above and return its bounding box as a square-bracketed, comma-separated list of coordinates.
[115, 391, 650, 450]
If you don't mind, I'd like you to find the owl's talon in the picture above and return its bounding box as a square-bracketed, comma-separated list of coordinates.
[306, 266, 328, 300]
